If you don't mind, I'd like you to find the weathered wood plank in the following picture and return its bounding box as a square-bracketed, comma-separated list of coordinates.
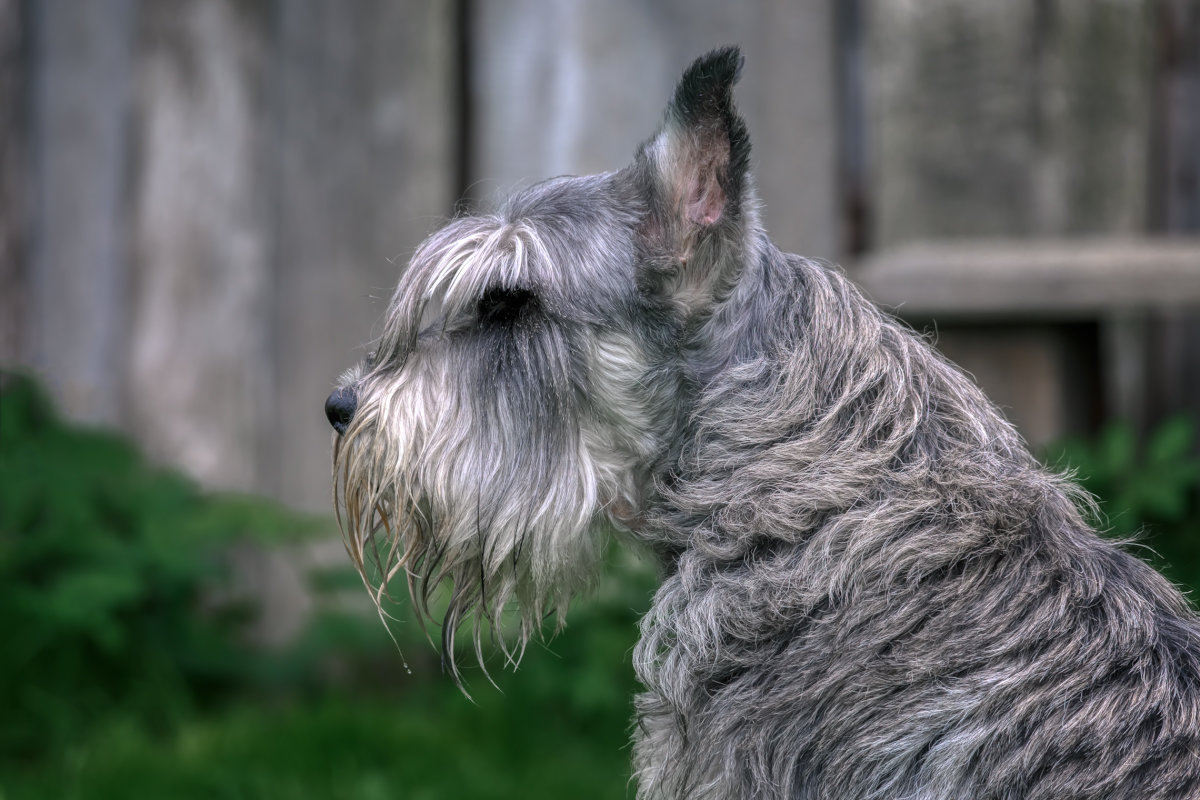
[856, 238, 1200, 317]
[0, 0, 26, 364]
[866, 0, 1154, 246]
[27, 0, 136, 426]
[126, 0, 272, 491]
[1148, 0, 1200, 425]
[272, 0, 455, 510]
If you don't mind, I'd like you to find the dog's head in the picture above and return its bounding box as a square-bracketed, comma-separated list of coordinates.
[327, 47, 759, 672]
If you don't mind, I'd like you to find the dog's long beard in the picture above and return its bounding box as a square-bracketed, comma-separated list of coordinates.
[333, 358, 608, 684]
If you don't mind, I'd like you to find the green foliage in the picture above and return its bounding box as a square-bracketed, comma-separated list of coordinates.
[1045, 416, 1200, 591]
[1, 689, 636, 800]
[0, 370, 652, 796]
[9, 366, 1194, 798]
[0, 564, 650, 799]
[0, 372, 325, 757]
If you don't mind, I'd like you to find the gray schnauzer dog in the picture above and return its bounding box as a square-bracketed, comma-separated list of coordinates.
[327, 48, 1200, 799]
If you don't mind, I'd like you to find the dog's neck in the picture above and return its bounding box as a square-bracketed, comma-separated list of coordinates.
[679, 223, 775, 388]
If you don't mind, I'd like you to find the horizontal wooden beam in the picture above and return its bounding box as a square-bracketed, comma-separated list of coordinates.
[854, 238, 1200, 318]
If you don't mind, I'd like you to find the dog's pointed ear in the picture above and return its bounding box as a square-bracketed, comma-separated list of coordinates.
[639, 47, 750, 236]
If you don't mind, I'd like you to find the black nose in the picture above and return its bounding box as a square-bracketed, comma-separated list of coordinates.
[325, 386, 358, 435]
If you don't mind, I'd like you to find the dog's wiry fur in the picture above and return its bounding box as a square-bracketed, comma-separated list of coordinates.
[329, 48, 1200, 798]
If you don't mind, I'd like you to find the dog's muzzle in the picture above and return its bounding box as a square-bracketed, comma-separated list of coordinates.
[324, 386, 358, 435]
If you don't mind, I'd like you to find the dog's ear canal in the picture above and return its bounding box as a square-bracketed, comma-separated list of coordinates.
[641, 46, 750, 233]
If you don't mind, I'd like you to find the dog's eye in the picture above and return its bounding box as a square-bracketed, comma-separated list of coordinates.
[476, 286, 539, 326]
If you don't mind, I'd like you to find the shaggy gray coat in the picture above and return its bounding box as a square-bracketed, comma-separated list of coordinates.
[633, 200, 1200, 800]
[330, 48, 1200, 800]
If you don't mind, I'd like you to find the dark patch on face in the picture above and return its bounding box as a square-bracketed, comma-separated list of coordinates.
[477, 285, 541, 328]
[468, 287, 572, 428]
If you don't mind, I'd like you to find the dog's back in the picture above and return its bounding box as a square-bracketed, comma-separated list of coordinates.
[635, 249, 1200, 799]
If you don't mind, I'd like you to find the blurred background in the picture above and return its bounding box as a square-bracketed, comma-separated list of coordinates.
[1, 0, 1198, 797]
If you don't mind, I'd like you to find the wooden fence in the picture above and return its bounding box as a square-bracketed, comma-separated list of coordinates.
[2, 0, 1197, 515]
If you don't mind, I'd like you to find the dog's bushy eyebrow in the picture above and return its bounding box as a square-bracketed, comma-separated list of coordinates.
[419, 220, 554, 316]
